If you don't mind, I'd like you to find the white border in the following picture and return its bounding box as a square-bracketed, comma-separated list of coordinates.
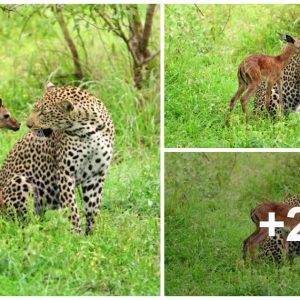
[165, 148, 300, 152]
[160, 3, 165, 297]
[0, 0, 161, 3]
[165, 0, 300, 3]
[0, 2, 163, 298]
[3, 0, 300, 4]
[2, 1, 300, 298]
[163, 2, 300, 298]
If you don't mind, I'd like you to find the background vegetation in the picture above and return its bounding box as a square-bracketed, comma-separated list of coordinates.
[165, 152, 300, 296]
[165, 5, 300, 148]
[0, 4, 160, 296]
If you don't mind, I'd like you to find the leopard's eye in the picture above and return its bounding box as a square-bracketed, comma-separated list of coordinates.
[33, 106, 40, 113]
[42, 108, 51, 115]
[37, 106, 48, 116]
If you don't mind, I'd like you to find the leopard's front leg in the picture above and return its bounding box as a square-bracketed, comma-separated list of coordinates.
[82, 174, 106, 235]
[58, 170, 82, 234]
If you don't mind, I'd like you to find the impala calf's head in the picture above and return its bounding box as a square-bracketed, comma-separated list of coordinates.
[0, 98, 20, 131]
[281, 34, 300, 50]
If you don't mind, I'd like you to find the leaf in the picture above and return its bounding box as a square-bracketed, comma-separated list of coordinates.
[111, 43, 116, 54]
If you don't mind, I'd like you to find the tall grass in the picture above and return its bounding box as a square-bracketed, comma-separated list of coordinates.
[0, 4, 159, 296]
[165, 5, 300, 148]
[165, 153, 300, 296]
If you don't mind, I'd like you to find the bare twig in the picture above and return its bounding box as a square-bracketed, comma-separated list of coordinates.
[98, 10, 127, 41]
[202, 153, 210, 161]
[0, 5, 19, 13]
[194, 5, 204, 17]
[221, 6, 231, 34]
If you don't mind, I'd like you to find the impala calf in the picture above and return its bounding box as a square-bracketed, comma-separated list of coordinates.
[243, 201, 300, 262]
[229, 34, 300, 118]
[0, 98, 20, 131]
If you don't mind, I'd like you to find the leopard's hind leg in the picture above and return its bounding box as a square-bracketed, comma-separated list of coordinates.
[1, 175, 33, 219]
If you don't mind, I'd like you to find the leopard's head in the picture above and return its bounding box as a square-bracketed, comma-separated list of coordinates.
[27, 83, 85, 136]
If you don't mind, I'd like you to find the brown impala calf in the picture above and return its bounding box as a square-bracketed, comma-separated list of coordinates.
[229, 34, 300, 117]
[0, 98, 20, 131]
[243, 201, 300, 262]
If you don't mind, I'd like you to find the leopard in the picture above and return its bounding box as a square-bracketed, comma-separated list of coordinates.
[0, 83, 115, 234]
[254, 53, 300, 115]
[257, 194, 300, 264]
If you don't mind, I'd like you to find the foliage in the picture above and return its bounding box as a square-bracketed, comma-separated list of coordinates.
[165, 152, 300, 295]
[165, 4, 300, 148]
[0, 4, 159, 296]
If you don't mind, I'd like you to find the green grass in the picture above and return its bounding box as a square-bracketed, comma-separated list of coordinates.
[165, 4, 300, 148]
[165, 153, 300, 296]
[0, 5, 159, 296]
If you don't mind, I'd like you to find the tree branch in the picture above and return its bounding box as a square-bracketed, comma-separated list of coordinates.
[98, 9, 141, 66]
[143, 50, 160, 64]
[98, 10, 127, 42]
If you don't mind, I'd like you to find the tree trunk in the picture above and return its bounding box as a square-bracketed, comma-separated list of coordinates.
[133, 63, 143, 90]
[131, 4, 156, 89]
[140, 4, 156, 57]
[55, 5, 83, 80]
[127, 4, 157, 89]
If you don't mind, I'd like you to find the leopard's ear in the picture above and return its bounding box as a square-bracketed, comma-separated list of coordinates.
[45, 82, 55, 90]
[60, 100, 74, 112]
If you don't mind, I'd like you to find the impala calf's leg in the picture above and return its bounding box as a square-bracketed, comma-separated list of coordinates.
[243, 228, 260, 260]
[230, 83, 247, 112]
[248, 228, 269, 261]
[241, 82, 259, 118]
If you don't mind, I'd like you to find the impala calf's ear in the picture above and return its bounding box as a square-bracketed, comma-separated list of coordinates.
[282, 34, 295, 44]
